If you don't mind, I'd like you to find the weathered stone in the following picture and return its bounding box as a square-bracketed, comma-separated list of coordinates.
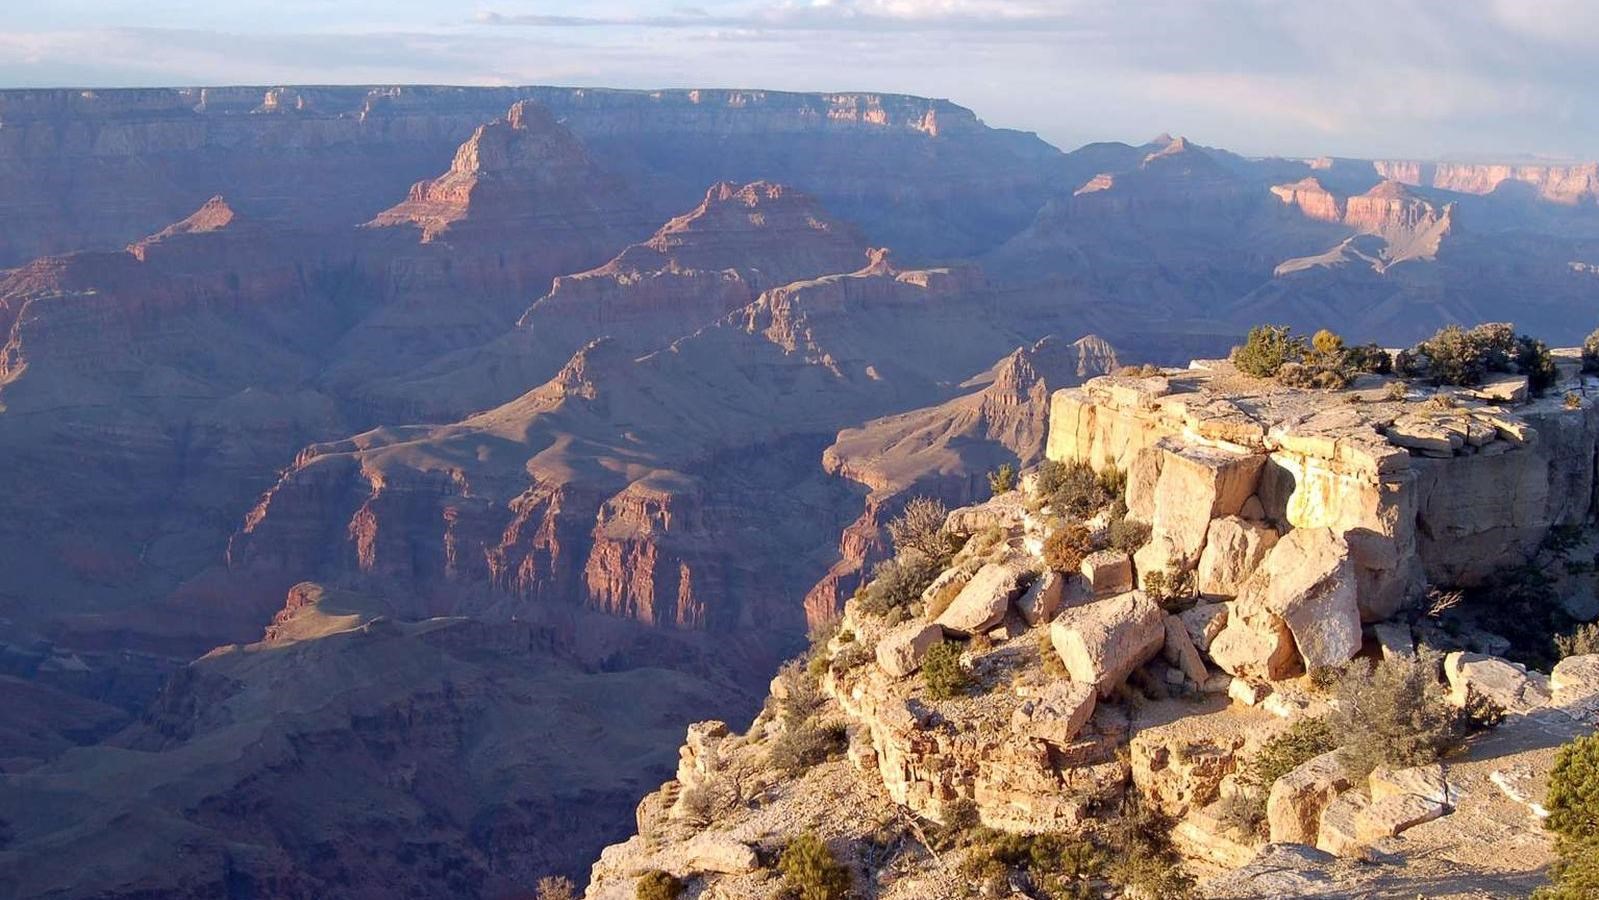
[1210, 614, 1299, 681]
[1472, 374, 1529, 405]
[875, 622, 944, 678]
[1015, 570, 1064, 625]
[1180, 601, 1230, 652]
[1163, 614, 1209, 684]
[919, 566, 970, 605]
[1228, 677, 1269, 707]
[943, 492, 1026, 535]
[1316, 790, 1371, 857]
[1203, 844, 1340, 897]
[1240, 494, 1267, 522]
[1203, 673, 1234, 694]
[1011, 680, 1096, 746]
[1131, 733, 1242, 817]
[1236, 527, 1362, 672]
[1196, 515, 1279, 599]
[1267, 750, 1355, 845]
[936, 562, 1023, 636]
[1049, 590, 1166, 698]
[1369, 763, 1450, 807]
[1371, 622, 1415, 661]
[1080, 549, 1133, 596]
[1444, 651, 1553, 713]
[1552, 654, 1599, 707]
[1145, 439, 1267, 569]
[1386, 415, 1461, 454]
[682, 834, 759, 874]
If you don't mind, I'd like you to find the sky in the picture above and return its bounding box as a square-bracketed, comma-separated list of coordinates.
[2, 0, 1597, 161]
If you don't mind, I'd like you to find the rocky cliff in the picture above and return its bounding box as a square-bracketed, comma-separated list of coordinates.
[1374, 158, 1599, 207]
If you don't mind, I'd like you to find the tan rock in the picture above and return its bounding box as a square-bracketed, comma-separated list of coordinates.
[1444, 651, 1552, 713]
[1080, 549, 1133, 596]
[1196, 516, 1279, 598]
[1355, 793, 1446, 844]
[1049, 590, 1166, 697]
[1228, 677, 1269, 707]
[1369, 763, 1449, 807]
[1267, 750, 1355, 844]
[1372, 622, 1415, 660]
[935, 562, 1023, 636]
[1210, 614, 1299, 681]
[683, 834, 759, 874]
[875, 622, 944, 678]
[1551, 654, 1599, 706]
[1015, 570, 1064, 625]
[1316, 790, 1371, 857]
[1163, 614, 1209, 684]
[1180, 601, 1230, 652]
[1010, 680, 1096, 746]
[1236, 527, 1362, 672]
[1145, 439, 1267, 568]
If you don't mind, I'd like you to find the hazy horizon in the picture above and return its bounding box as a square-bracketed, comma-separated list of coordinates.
[4, 0, 1598, 162]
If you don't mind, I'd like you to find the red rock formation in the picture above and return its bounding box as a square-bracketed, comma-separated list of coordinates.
[1270, 177, 1346, 223]
[1375, 159, 1599, 206]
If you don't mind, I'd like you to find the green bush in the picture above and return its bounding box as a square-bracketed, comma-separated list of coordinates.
[1222, 717, 1337, 840]
[856, 555, 940, 619]
[922, 641, 973, 700]
[1233, 324, 1306, 379]
[987, 463, 1017, 496]
[1106, 517, 1151, 555]
[1143, 567, 1196, 611]
[1035, 459, 1114, 518]
[635, 870, 683, 900]
[1043, 523, 1093, 573]
[780, 831, 851, 900]
[1101, 798, 1196, 898]
[1402, 322, 1555, 392]
[1346, 342, 1393, 374]
[1518, 336, 1559, 395]
[1537, 735, 1599, 899]
[957, 828, 1103, 900]
[1557, 622, 1599, 659]
[1332, 653, 1464, 778]
[1584, 328, 1599, 375]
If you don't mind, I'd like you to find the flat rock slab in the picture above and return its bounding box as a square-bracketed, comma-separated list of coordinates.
[1080, 549, 1133, 596]
[1356, 793, 1448, 843]
[1049, 590, 1165, 698]
[875, 622, 944, 678]
[1444, 652, 1553, 713]
[1316, 789, 1372, 857]
[1268, 750, 1355, 845]
[935, 562, 1023, 636]
[1010, 680, 1096, 746]
[1016, 570, 1064, 626]
[1370, 763, 1450, 807]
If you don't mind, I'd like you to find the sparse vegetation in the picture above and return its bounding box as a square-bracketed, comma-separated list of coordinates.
[829, 639, 875, 676]
[957, 827, 1105, 900]
[1043, 523, 1093, 573]
[1233, 324, 1306, 379]
[923, 573, 969, 621]
[922, 641, 973, 700]
[536, 875, 576, 900]
[987, 463, 1017, 496]
[1106, 517, 1151, 555]
[1034, 459, 1117, 518]
[768, 719, 848, 777]
[856, 555, 940, 621]
[1331, 652, 1464, 778]
[1142, 567, 1196, 611]
[1557, 622, 1599, 659]
[1100, 797, 1196, 898]
[1536, 734, 1599, 899]
[887, 496, 952, 562]
[1399, 322, 1558, 395]
[1038, 629, 1067, 678]
[635, 870, 684, 900]
[1223, 717, 1338, 840]
[1584, 328, 1599, 375]
[779, 831, 852, 900]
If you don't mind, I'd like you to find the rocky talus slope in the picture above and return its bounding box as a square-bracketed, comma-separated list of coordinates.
[584, 358, 1599, 898]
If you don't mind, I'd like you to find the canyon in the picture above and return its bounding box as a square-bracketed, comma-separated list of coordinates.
[0, 84, 1596, 897]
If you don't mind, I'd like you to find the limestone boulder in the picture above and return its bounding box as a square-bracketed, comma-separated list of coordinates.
[1180, 601, 1230, 652]
[1443, 652, 1552, 713]
[1235, 527, 1362, 672]
[1371, 622, 1415, 660]
[1355, 793, 1446, 844]
[1163, 615, 1209, 684]
[1369, 763, 1450, 807]
[1143, 439, 1266, 569]
[1080, 549, 1133, 596]
[1552, 654, 1599, 707]
[1010, 680, 1096, 746]
[683, 834, 760, 874]
[876, 622, 944, 678]
[1209, 613, 1299, 681]
[1267, 750, 1355, 845]
[1315, 790, 1371, 857]
[1196, 516, 1278, 599]
[1049, 591, 1166, 697]
[935, 562, 1024, 636]
[1015, 570, 1064, 625]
